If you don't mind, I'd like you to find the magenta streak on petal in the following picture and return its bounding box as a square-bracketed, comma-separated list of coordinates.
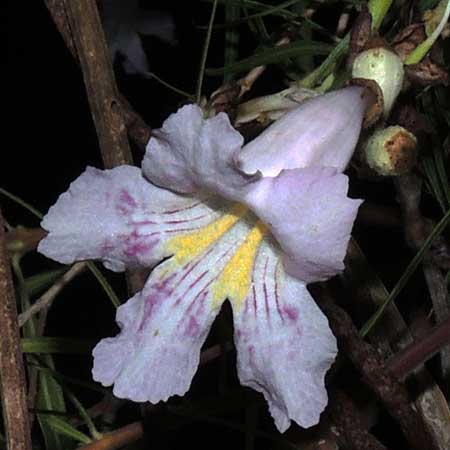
[146, 227, 199, 237]
[184, 315, 200, 338]
[175, 246, 217, 289]
[252, 285, 257, 317]
[274, 260, 285, 324]
[162, 201, 203, 215]
[130, 219, 157, 225]
[183, 275, 214, 315]
[183, 290, 210, 338]
[137, 272, 178, 332]
[123, 234, 157, 259]
[262, 257, 270, 326]
[176, 271, 221, 334]
[163, 213, 211, 225]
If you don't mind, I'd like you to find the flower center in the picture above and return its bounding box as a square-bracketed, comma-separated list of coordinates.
[162, 203, 267, 310]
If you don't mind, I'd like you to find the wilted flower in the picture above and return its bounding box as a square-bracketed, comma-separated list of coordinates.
[38, 86, 370, 432]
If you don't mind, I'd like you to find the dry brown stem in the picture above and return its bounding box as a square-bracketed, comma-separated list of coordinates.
[44, 0, 151, 150]
[317, 287, 434, 450]
[0, 210, 32, 450]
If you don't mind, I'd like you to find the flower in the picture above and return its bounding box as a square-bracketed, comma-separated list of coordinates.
[38, 86, 369, 432]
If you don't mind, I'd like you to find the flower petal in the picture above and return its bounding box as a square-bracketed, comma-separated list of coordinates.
[237, 86, 368, 177]
[92, 215, 254, 402]
[245, 167, 362, 283]
[231, 239, 337, 432]
[38, 165, 225, 271]
[142, 104, 258, 201]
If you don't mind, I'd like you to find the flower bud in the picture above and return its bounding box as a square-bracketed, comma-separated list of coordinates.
[364, 126, 417, 176]
[352, 47, 404, 117]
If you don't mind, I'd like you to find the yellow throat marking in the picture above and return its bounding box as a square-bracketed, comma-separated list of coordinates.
[166, 203, 248, 266]
[212, 220, 266, 310]
[163, 203, 267, 309]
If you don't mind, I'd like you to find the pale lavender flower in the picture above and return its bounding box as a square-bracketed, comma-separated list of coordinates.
[38, 86, 369, 432]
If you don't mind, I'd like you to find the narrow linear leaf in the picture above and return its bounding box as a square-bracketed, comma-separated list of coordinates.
[360, 208, 450, 336]
[224, 1, 240, 82]
[207, 40, 332, 76]
[21, 337, 95, 354]
[87, 262, 121, 308]
[12, 256, 70, 450]
[0, 186, 43, 219]
[299, 34, 349, 87]
[28, 361, 107, 394]
[25, 268, 67, 297]
[42, 416, 91, 445]
[196, 0, 219, 102]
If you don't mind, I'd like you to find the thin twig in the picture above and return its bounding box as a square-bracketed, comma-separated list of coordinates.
[328, 390, 388, 450]
[344, 239, 450, 450]
[44, 0, 151, 150]
[55, 0, 146, 297]
[395, 174, 450, 377]
[18, 262, 87, 328]
[63, 0, 132, 168]
[78, 422, 144, 450]
[0, 210, 32, 450]
[317, 286, 434, 450]
[388, 316, 450, 379]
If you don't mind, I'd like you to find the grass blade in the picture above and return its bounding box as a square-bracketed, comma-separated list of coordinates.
[360, 208, 450, 336]
[207, 40, 331, 76]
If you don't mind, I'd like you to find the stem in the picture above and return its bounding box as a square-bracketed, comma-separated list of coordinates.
[63, 0, 133, 168]
[0, 210, 32, 450]
[388, 316, 450, 379]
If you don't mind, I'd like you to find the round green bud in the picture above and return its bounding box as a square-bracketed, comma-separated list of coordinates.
[365, 126, 418, 176]
[352, 48, 404, 117]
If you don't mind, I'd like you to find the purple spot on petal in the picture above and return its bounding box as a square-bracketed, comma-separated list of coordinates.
[119, 189, 138, 208]
[283, 306, 299, 322]
[124, 238, 156, 259]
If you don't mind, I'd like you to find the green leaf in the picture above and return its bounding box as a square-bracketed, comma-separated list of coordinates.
[0, 187, 43, 219]
[41, 416, 91, 445]
[21, 337, 95, 354]
[419, 0, 441, 11]
[368, 0, 393, 30]
[299, 34, 349, 87]
[37, 359, 72, 450]
[12, 257, 70, 450]
[207, 40, 331, 76]
[28, 360, 107, 394]
[360, 208, 450, 336]
[87, 262, 121, 308]
[196, 0, 219, 103]
[24, 269, 67, 298]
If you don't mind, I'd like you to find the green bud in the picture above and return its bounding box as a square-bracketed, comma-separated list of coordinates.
[352, 47, 404, 117]
[365, 126, 417, 176]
